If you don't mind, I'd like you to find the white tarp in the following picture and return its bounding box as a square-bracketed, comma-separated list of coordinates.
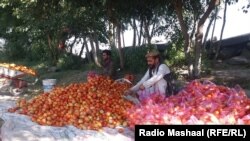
[0, 95, 134, 141]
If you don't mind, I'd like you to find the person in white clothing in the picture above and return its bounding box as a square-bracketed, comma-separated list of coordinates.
[125, 49, 171, 101]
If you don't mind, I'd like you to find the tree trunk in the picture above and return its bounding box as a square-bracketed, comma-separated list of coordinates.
[173, 0, 192, 76]
[89, 34, 101, 67]
[193, 0, 220, 78]
[122, 27, 125, 48]
[211, 7, 218, 41]
[142, 38, 146, 45]
[93, 32, 100, 53]
[108, 21, 115, 48]
[190, 13, 197, 43]
[173, 1, 190, 55]
[144, 18, 151, 45]
[202, 12, 216, 52]
[214, 0, 227, 60]
[117, 23, 124, 69]
[189, 14, 198, 65]
[194, 27, 203, 78]
[47, 34, 53, 56]
[78, 40, 85, 58]
[47, 34, 57, 65]
[69, 36, 77, 54]
[113, 25, 117, 48]
[209, 7, 219, 56]
[132, 17, 137, 47]
[138, 19, 143, 47]
[84, 37, 92, 63]
[150, 21, 156, 44]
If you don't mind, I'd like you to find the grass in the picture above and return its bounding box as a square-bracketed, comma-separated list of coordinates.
[22, 69, 87, 97]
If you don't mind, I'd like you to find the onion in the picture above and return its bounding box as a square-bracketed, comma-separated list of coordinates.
[126, 80, 250, 129]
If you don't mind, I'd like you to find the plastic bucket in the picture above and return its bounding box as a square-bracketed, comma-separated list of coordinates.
[42, 79, 57, 93]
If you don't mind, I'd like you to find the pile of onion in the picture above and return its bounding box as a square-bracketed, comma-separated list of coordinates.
[8, 74, 133, 130]
[126, 80, 250, 129]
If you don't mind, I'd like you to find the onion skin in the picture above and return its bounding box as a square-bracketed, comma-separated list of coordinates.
[126, 80, 250, 129]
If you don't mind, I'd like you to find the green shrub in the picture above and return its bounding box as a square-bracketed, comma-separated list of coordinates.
[124, 46, 148, 73]
[57, 54, 84, 70]
[26, 41, 48, 62]
[164, 43, 186, 68]
[4, 42, 26, 61]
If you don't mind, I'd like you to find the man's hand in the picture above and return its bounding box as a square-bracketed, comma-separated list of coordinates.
[139, 84, 145, 90]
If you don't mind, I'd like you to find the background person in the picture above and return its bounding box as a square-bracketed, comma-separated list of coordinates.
[100, 50, 115, 79]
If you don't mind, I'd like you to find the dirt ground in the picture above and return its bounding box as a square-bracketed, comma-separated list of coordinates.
[211, 69, 250, 97]
[200, 61, 250, 97]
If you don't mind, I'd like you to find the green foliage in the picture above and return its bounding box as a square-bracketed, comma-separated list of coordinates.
[0, 0, 239, 79]
[26, 41, 48, 61]
[110, 48, 120, 71]
[200, 54, 212, 75]
[4, 41, 26, 60]
[111, 43, 187, 75]
[83, 62, 100, 71]
[57, 53, 84, 70]
[0, 50, 8, 62]
[145, 44, 158, 52]
[164, 43, 186, 69]
[124, 47, 148, 73]
[110, 46, 148, 73]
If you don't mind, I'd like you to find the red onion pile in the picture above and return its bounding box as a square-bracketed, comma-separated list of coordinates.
[126, 80, 250, 128]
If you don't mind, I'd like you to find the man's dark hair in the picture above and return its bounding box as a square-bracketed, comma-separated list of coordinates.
[102, 50, 111, 56]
